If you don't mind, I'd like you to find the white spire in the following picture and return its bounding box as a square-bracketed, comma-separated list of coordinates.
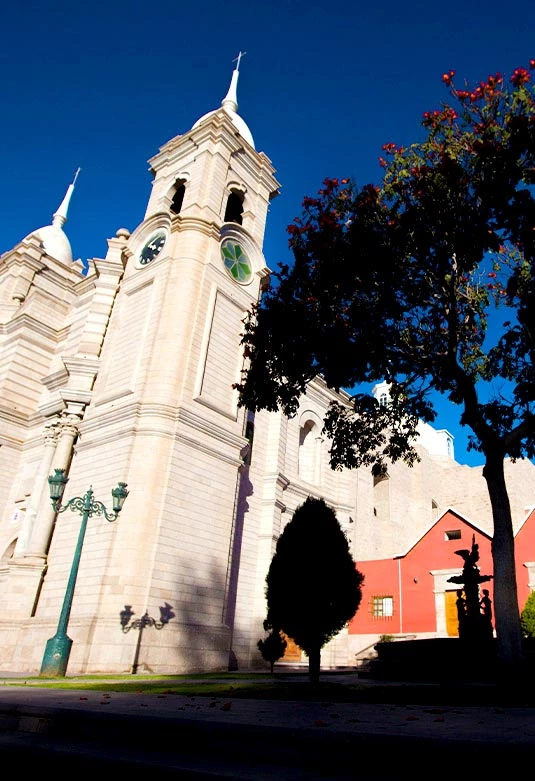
[191, 52, 255, 149]
[52, 167, 81, 228]
[221, 51, 246, 114]
[25, 168, 80, 264]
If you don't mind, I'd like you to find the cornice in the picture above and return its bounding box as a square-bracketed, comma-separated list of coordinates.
[152, 113, 265, 176]
[62, 356, 101, 378]
[0, 247, 46, 274]
[184, 113, 247, 155]
[41, 366, 69, 392]
[1, 313, 61, 341]
[148, 133, 198, 169]
[170, 216, 222, 240]
[0, 404, 29, 428]
[58, 388, 93, 406]
[306, 376, 351, 406]
[72, 272, 98, 295]
[175, 431, 243, 467]
[79, 401, 178, 442]
[286, 483, 324, 503]
[90, 257, 127, 280]
[258, 496, 288, 513]
[79, 401, 144, 436]
[261, 472, 290, 491]
[228, 146, 280, 197]
[177, 406, 245, 450]
[76, 400, 247, 457]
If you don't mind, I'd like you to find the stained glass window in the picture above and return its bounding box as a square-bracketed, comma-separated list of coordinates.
[221, 239, 252, 284]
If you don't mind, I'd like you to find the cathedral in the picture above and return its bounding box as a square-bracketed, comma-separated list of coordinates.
[1, 63, 534, 675]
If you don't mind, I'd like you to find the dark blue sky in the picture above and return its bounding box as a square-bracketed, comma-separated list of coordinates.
[1, 0, 534, 466]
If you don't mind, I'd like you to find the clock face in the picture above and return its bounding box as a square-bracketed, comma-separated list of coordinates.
[220, 239, 252, 284]
[138, 230, 167, 265]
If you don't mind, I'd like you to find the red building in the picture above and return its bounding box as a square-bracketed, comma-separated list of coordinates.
[349, 507, 535, 642]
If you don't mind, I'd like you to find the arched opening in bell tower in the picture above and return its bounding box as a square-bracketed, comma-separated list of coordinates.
[170, 181, 186, 215]
[224, 191, 244, 225]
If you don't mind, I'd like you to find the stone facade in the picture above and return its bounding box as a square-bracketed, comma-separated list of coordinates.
[0, 70, 533, 675]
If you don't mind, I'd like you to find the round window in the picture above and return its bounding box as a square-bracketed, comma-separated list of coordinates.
[220, 239, 252, 284]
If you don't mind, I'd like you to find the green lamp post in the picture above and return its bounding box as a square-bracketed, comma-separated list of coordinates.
[40, 469, 128, 677]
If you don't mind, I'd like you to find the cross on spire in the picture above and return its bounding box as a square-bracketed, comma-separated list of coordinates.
[233, 51, 247, 71]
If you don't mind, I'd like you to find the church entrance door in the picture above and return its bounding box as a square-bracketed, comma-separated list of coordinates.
[282, 634, 302, 661]
[445, 590, 460, 636]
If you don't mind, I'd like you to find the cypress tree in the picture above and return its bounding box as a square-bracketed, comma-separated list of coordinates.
[265, 497, 363, 684]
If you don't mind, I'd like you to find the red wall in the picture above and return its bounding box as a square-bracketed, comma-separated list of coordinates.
[513, 508, 535, 609]
[351, 558, 401, 634]
[350, 510, 494, 635]
[350, 508, 535, 636]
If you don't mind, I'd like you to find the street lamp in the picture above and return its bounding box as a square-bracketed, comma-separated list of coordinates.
[40, 468, 128, 677]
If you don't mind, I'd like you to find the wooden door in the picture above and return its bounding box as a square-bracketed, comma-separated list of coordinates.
[282, 634, 302, 661]
[445, 590, 460, 636]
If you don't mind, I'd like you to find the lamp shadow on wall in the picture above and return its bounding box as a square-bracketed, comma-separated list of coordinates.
[119, 603, 176, 675]
[117, 463, 255, 675]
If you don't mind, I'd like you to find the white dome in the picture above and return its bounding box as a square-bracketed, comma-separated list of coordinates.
[28, 224, 73, 264]
[23, 173, 79, 265]
[192, 107, 255, 149]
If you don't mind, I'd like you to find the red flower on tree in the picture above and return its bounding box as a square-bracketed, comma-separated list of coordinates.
[511, 67, 531, 86]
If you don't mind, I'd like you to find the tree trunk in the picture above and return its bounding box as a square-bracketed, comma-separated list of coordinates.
[483, 453, 525, 677]
[308, 646, 321, 685]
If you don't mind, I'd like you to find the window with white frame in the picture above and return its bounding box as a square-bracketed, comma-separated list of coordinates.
[371, 595, 394, 618]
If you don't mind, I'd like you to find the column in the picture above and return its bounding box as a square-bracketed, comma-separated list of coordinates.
[13, 419, 60, 558]
[25, 414, 80, 560]
[5, 414, 80, 619]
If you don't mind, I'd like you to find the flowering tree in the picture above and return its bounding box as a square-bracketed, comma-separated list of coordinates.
[237, 61, 535, 675]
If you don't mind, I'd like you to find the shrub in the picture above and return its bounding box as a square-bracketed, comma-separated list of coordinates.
[257, 624, 287, 672]
[521, 591, 535, 638]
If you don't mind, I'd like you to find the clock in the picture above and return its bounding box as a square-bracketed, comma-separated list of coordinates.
[220, 238, 252, 284]
[138, 230, 167, 265]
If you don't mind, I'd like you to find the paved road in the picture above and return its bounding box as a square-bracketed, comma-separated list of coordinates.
[1, 673, 534, 778]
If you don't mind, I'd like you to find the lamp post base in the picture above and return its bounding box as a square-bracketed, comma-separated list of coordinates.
[40, 633, 73, 677]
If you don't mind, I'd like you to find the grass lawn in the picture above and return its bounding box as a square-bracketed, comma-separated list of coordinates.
[3, 671, 535, 706]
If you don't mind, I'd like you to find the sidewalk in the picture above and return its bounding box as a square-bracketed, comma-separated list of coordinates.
[1, 671, 535, 778]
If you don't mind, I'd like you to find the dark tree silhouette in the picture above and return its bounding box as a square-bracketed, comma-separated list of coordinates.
[264, 497, 363, 684]
[257, 621, 287, 672]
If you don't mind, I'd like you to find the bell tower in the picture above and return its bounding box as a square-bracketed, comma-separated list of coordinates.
[7, 57, 280, 674]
